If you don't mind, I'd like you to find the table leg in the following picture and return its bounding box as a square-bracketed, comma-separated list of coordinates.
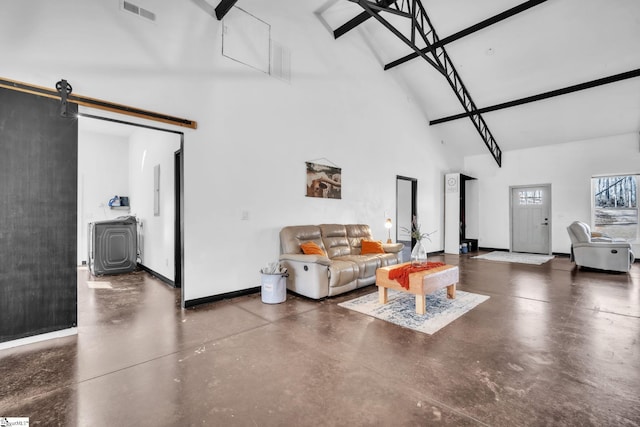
[378, 286, 388, 304]
[415, 294, 426, 315]
[447, 284, 456, 299]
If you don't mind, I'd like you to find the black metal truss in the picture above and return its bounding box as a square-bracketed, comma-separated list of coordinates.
[384, 0, 547, 70]
[334, 0, 398, 38]
[430, 68, 640, 125]
[344, 0, 503, 166]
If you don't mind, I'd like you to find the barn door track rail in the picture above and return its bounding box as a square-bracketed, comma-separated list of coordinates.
[0, 77, 197, 130]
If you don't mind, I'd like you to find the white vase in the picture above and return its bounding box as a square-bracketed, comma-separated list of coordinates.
[411, 240, 427, 266]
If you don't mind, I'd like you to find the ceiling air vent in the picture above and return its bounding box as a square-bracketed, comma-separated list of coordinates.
[121, 0, 156, 22]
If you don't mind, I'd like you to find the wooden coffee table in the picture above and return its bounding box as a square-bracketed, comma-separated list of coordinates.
[375, 262, 459, 315]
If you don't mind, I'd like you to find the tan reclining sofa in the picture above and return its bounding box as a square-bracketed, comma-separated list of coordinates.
[279, 224, 404, 299]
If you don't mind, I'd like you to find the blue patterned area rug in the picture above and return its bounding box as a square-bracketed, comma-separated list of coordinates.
[338, 288, 489, 335]
[472, 251, 554, 265]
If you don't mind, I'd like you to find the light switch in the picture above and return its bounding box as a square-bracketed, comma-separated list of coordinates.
[241, 210, 249, 221]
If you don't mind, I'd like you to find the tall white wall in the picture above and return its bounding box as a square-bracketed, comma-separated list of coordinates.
[464, 133, 640, 253]
[128, 129, 180, 280]
[0, 0, 461, 302]
[77, 131, 130, 264]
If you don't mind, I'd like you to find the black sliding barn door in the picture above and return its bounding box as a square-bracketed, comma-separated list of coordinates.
[0, 87, 78, 343]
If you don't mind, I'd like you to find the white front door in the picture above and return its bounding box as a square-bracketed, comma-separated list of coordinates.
[511, 185, 551, 254]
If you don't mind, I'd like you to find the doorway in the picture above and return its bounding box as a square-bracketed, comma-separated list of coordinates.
[510, 184, 551, 254]
[396, 176, 417, 262]
[77, 114, 184, 295]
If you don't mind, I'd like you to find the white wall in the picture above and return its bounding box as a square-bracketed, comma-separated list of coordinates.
[77, 131, 130, 264]
[0, 0, 461, 302]
[464, 133, 640, 253]
[184, 0, 463, 299]
[129, 129, 180, 280]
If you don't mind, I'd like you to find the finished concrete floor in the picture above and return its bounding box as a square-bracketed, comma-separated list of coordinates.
[1, 252, 639, 426]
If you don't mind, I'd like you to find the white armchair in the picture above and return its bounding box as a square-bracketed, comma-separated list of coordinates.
[566, 221, 635, 272]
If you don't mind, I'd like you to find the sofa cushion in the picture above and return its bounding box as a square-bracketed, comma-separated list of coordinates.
[334, 255, 380, 279]
[280, 225, 325, 255]
[320, 224, 351, 258]
[361, 239, 385, 254]
[345, 224, 375, 254]
[328, 260, 359, 288]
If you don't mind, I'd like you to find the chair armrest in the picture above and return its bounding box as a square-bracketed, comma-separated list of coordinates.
[382, 243, 404, 253]
[591, 237, 613, 243]
[279, 253, 332, 266]
[573, 241, 631, 250]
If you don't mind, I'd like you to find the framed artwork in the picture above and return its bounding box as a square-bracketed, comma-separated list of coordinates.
[306, 162, 342, 199]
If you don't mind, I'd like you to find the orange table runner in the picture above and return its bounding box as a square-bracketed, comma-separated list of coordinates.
[388, 262, 446, 290]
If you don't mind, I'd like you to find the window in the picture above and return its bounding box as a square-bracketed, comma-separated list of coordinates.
[519, 190, 542, 205]
[592, 175, 639, 241]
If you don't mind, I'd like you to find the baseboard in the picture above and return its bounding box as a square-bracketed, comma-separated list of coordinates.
[184, 286, 261, 308]
[0, 327, 78, 351]
[138, 263, 175, 288]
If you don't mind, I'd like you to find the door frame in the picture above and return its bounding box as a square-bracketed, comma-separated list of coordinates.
[174, 148, 183, 292]
[78, 112, 185, 307]
[509, 183, 552, 254]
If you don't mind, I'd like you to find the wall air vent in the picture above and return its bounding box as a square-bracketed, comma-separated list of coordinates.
[120, 0, 156, 22]
[270, 41, 291, 83]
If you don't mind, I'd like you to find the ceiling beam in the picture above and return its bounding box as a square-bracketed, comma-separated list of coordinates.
[215, 0, 238, 20]
[429, 68, 640, 125]
[343, 0, 502, 165]
[334, 0, 398, 39]
[353, 0, 445, 75]
[384, 0, 547, 70]
[334, 12, 373, 38]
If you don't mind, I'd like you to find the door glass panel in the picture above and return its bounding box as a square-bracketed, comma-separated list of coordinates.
[519, 190, 542, 205]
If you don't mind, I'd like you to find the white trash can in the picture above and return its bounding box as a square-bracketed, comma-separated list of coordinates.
[261, 273, 287, 304]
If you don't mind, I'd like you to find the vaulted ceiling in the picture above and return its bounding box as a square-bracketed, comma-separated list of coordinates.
[317, 0, 640, 165]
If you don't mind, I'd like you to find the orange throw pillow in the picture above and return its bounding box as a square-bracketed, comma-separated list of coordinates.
[300, 241, 326, 256]
[361, 240, 385, 254]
